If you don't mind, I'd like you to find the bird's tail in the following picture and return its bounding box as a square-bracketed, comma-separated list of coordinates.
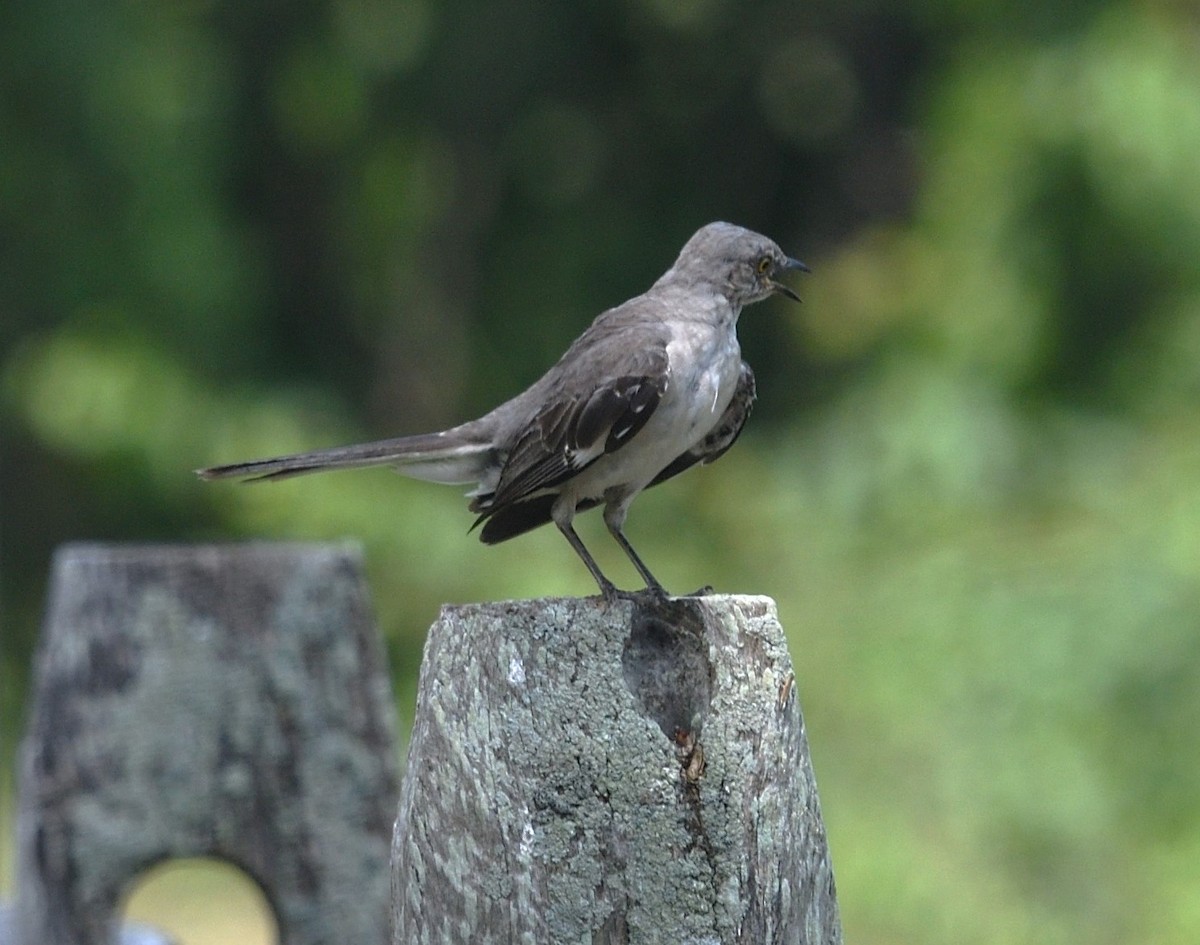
[196, 428, 495, 486]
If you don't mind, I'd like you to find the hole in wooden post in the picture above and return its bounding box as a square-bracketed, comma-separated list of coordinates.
[121, 857, 278, 945]
[621, 597, 713, 741]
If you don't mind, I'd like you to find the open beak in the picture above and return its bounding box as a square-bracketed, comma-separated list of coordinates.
[771, 256, 810, 302]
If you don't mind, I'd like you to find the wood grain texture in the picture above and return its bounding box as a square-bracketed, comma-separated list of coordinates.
[391, 594, 841, 945]
[12, 543, 399, 945]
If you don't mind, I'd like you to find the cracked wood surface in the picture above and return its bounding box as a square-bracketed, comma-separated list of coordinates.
[391, 594, 842, 945]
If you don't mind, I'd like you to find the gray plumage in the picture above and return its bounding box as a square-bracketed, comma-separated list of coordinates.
[198, 221, 807, 599]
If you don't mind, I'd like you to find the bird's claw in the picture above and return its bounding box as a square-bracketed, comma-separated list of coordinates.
[598, 582, 671, 605]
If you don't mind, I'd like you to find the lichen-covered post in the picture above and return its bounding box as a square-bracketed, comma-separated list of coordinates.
[13, 543, 400, 945]
[391, 595, 841, 944]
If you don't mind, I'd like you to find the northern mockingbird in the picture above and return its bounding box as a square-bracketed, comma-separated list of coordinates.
[198, 222, 808, 600]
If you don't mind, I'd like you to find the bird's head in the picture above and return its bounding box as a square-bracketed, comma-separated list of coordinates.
[671, 221, 809, 307]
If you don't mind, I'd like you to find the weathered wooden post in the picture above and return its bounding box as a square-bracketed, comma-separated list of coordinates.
[11, 543, 400, 945]
[392, 594, 841, 944]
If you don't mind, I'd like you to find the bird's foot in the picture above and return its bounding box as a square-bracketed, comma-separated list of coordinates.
[643, 579, 670, 600]
[600, 588, 640, 606]
[598, 580, 671, 605]
[597, 578, 636, 604]
[604, 583, 717, 603]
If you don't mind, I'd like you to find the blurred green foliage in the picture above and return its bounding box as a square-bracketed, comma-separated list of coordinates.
[3, 1, 1200, 942]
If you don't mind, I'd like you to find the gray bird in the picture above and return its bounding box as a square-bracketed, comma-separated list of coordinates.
[198, 222, 808, 599]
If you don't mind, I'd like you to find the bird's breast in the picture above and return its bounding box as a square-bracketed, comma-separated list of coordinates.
[663, 324, 742, 442]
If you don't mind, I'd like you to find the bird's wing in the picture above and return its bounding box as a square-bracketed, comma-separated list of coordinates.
[473, 327, 670, 515]
[645, 359, 756, 488]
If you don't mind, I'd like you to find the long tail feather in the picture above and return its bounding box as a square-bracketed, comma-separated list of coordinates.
[196, 431, 494, 486]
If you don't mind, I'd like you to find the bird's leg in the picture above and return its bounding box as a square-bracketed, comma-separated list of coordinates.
[607, 525, 669, 597]
[555, 520, 623, 602]
[602, 502, 668, 598]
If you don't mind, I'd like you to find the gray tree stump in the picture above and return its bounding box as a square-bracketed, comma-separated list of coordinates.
[12, 543, 400, 945]
[392, 594, 841, 945]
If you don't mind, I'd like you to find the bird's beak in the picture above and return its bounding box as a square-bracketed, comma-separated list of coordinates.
[771, 256, 810, 302]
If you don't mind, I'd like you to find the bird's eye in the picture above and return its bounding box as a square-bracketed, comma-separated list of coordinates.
[756, 255, 772, 274]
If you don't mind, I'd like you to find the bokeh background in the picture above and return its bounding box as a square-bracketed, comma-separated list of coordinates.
[3, 0, 1200, 942]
